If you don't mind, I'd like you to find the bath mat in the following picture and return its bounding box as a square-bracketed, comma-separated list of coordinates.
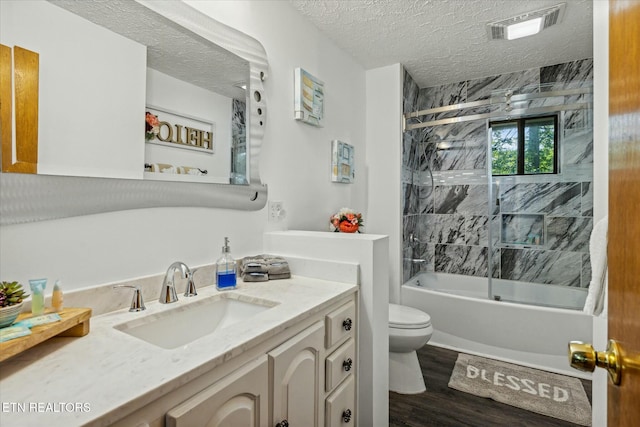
[448, 353, 591, 426]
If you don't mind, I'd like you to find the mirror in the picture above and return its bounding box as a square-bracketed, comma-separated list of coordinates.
[0, 0, 268, 224]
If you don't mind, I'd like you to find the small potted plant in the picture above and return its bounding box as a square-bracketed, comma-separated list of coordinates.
[330, 208, 364, 233]
[0, 281, 29, 328]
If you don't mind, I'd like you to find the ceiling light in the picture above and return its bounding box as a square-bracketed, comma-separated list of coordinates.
[507, 17, 542, 40]
[487, 3, 566, 41]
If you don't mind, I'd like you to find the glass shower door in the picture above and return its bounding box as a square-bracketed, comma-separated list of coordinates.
[487, 100, 593, 310]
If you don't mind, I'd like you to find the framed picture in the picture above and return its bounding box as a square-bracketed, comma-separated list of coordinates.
[294, 68, 324, 127]
[331, 140, 355, 183]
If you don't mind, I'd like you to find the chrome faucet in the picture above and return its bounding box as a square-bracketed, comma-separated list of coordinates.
[159, 261, 196, 304]
[184, 268, 198, 298]
[113, 284, 146, 312]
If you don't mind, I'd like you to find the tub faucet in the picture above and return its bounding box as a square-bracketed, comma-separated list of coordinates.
[159, 261, 192, 304]
[403, 257, 427, 264]
[408, 233, 428, 245]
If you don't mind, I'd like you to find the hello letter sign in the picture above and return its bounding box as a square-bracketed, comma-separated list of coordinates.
[145, 106, 215, 154]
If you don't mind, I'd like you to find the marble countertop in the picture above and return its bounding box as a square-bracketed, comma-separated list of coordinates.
[0, 276, 357, 426]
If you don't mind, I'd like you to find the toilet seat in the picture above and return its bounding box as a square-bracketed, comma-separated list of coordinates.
[389, 303, 431, 329]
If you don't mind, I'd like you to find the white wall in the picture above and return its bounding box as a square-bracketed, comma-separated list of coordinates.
[591, 1, 609, 425]
[0, 0, 146, 179]
[0, 1, 367, 292]
[186, 1, 368, 231]
[593, 1, 609, 225]
[365, 64, 404, 303]
[264, 231, 389, 427]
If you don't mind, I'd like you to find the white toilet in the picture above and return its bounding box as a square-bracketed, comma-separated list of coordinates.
[389, 303, 433, 394]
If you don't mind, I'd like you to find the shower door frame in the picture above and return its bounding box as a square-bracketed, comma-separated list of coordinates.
[403, 86, 593, 309]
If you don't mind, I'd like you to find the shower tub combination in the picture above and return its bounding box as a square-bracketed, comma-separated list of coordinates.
[401, 272, 593, 378]
[400, 65, 596, 380]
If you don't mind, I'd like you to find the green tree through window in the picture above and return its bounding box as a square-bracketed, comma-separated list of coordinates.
[492, 123, 518, 175]
[491, 115, 558, 175]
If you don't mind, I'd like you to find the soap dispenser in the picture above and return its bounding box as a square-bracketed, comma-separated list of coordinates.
[216, 237, 237, 290]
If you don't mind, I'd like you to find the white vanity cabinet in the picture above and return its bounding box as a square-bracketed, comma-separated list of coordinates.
[166, 355, 269, 427]
[326, 375, 355, 427]
[268, 299, 357, 427]
[270, 321, 324, 427]
[110, 292, 357, 427]
[323, 300, 357, 427]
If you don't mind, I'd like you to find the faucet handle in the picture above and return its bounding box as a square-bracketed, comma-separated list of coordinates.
[184, 268, 198, 298]
[113, 285, 146, 312]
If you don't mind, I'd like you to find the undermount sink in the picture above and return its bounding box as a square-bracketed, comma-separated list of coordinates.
[114, 294, 277, 349]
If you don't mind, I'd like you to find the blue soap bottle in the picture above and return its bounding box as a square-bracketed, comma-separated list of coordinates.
[216, 237, 237, 290]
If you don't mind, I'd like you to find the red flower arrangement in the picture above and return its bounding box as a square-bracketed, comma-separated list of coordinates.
[330, 208, 364, 233]
[145, 112, 160, 141]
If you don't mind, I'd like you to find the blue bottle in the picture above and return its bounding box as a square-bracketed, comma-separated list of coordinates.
[216, 237, 237, 290]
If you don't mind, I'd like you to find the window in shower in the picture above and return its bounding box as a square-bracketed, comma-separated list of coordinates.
[490, 115, 558, 176]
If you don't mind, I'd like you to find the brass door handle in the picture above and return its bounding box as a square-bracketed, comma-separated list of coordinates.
[568, 339, 622, 385]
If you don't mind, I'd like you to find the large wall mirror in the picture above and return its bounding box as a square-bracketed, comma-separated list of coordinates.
[0, 0, 268, 225]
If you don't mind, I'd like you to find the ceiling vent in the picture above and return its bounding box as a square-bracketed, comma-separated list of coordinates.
[487, 3, 566, 41]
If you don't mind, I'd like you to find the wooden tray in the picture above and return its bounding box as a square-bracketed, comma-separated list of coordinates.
[0, 307, 91, 362]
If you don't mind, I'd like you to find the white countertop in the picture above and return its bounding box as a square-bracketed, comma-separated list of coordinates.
[0, 276, 357, 426]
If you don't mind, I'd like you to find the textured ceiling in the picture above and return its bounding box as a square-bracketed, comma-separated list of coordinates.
[50, 0, 249, 100]
[289, 0, 593, 88]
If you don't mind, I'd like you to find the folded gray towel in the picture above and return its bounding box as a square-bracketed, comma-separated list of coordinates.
[268, 272, 291, 280]
[242, 272, 269, 282]
[239, 255, 291, 280]
[240, 257, 268, 275]
[267, 262, 290, 275]
[262, 255, 291, 276]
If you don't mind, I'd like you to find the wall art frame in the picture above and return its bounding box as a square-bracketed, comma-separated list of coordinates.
[331, 140, 355, 183]
[294, 67, 324, 127]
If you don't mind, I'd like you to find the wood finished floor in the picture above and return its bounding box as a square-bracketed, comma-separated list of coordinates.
[389, 345, 592, 427]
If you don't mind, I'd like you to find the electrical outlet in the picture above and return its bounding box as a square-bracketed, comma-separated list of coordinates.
[268, 201, 284, 222]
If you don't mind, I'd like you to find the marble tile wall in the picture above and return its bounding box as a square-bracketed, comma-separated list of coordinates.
[402, 59, 594, 295]
[231, 99, 247, 183]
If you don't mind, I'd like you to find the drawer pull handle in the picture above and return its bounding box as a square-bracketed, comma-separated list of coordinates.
[276, 420, 289, 427]
[343, 358, 353, 372]
[342, 318, 353, 331]
[342, 409, 352, 423]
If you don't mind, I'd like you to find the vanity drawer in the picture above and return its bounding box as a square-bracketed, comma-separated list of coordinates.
[325, 301, 355, 349]
[325, 375, 355, 427]
[325, 338, 355, 392]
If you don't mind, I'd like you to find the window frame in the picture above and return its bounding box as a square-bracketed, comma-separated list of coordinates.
[490, 114, 559, 176]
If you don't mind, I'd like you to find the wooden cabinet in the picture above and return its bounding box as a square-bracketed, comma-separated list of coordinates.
[325, 375, 355, 427]
[165, 355, 269, 427]
[325, 300, 356, 348]
[269, 321, 324, 427]
[266, 300, 357, 427]
[325, 338, 355, 392]
[112, 293, 357, 427]
[324, 301, 357, 427]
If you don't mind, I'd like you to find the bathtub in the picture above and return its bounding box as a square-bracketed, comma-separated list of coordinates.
[401, 273, 593, 378]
